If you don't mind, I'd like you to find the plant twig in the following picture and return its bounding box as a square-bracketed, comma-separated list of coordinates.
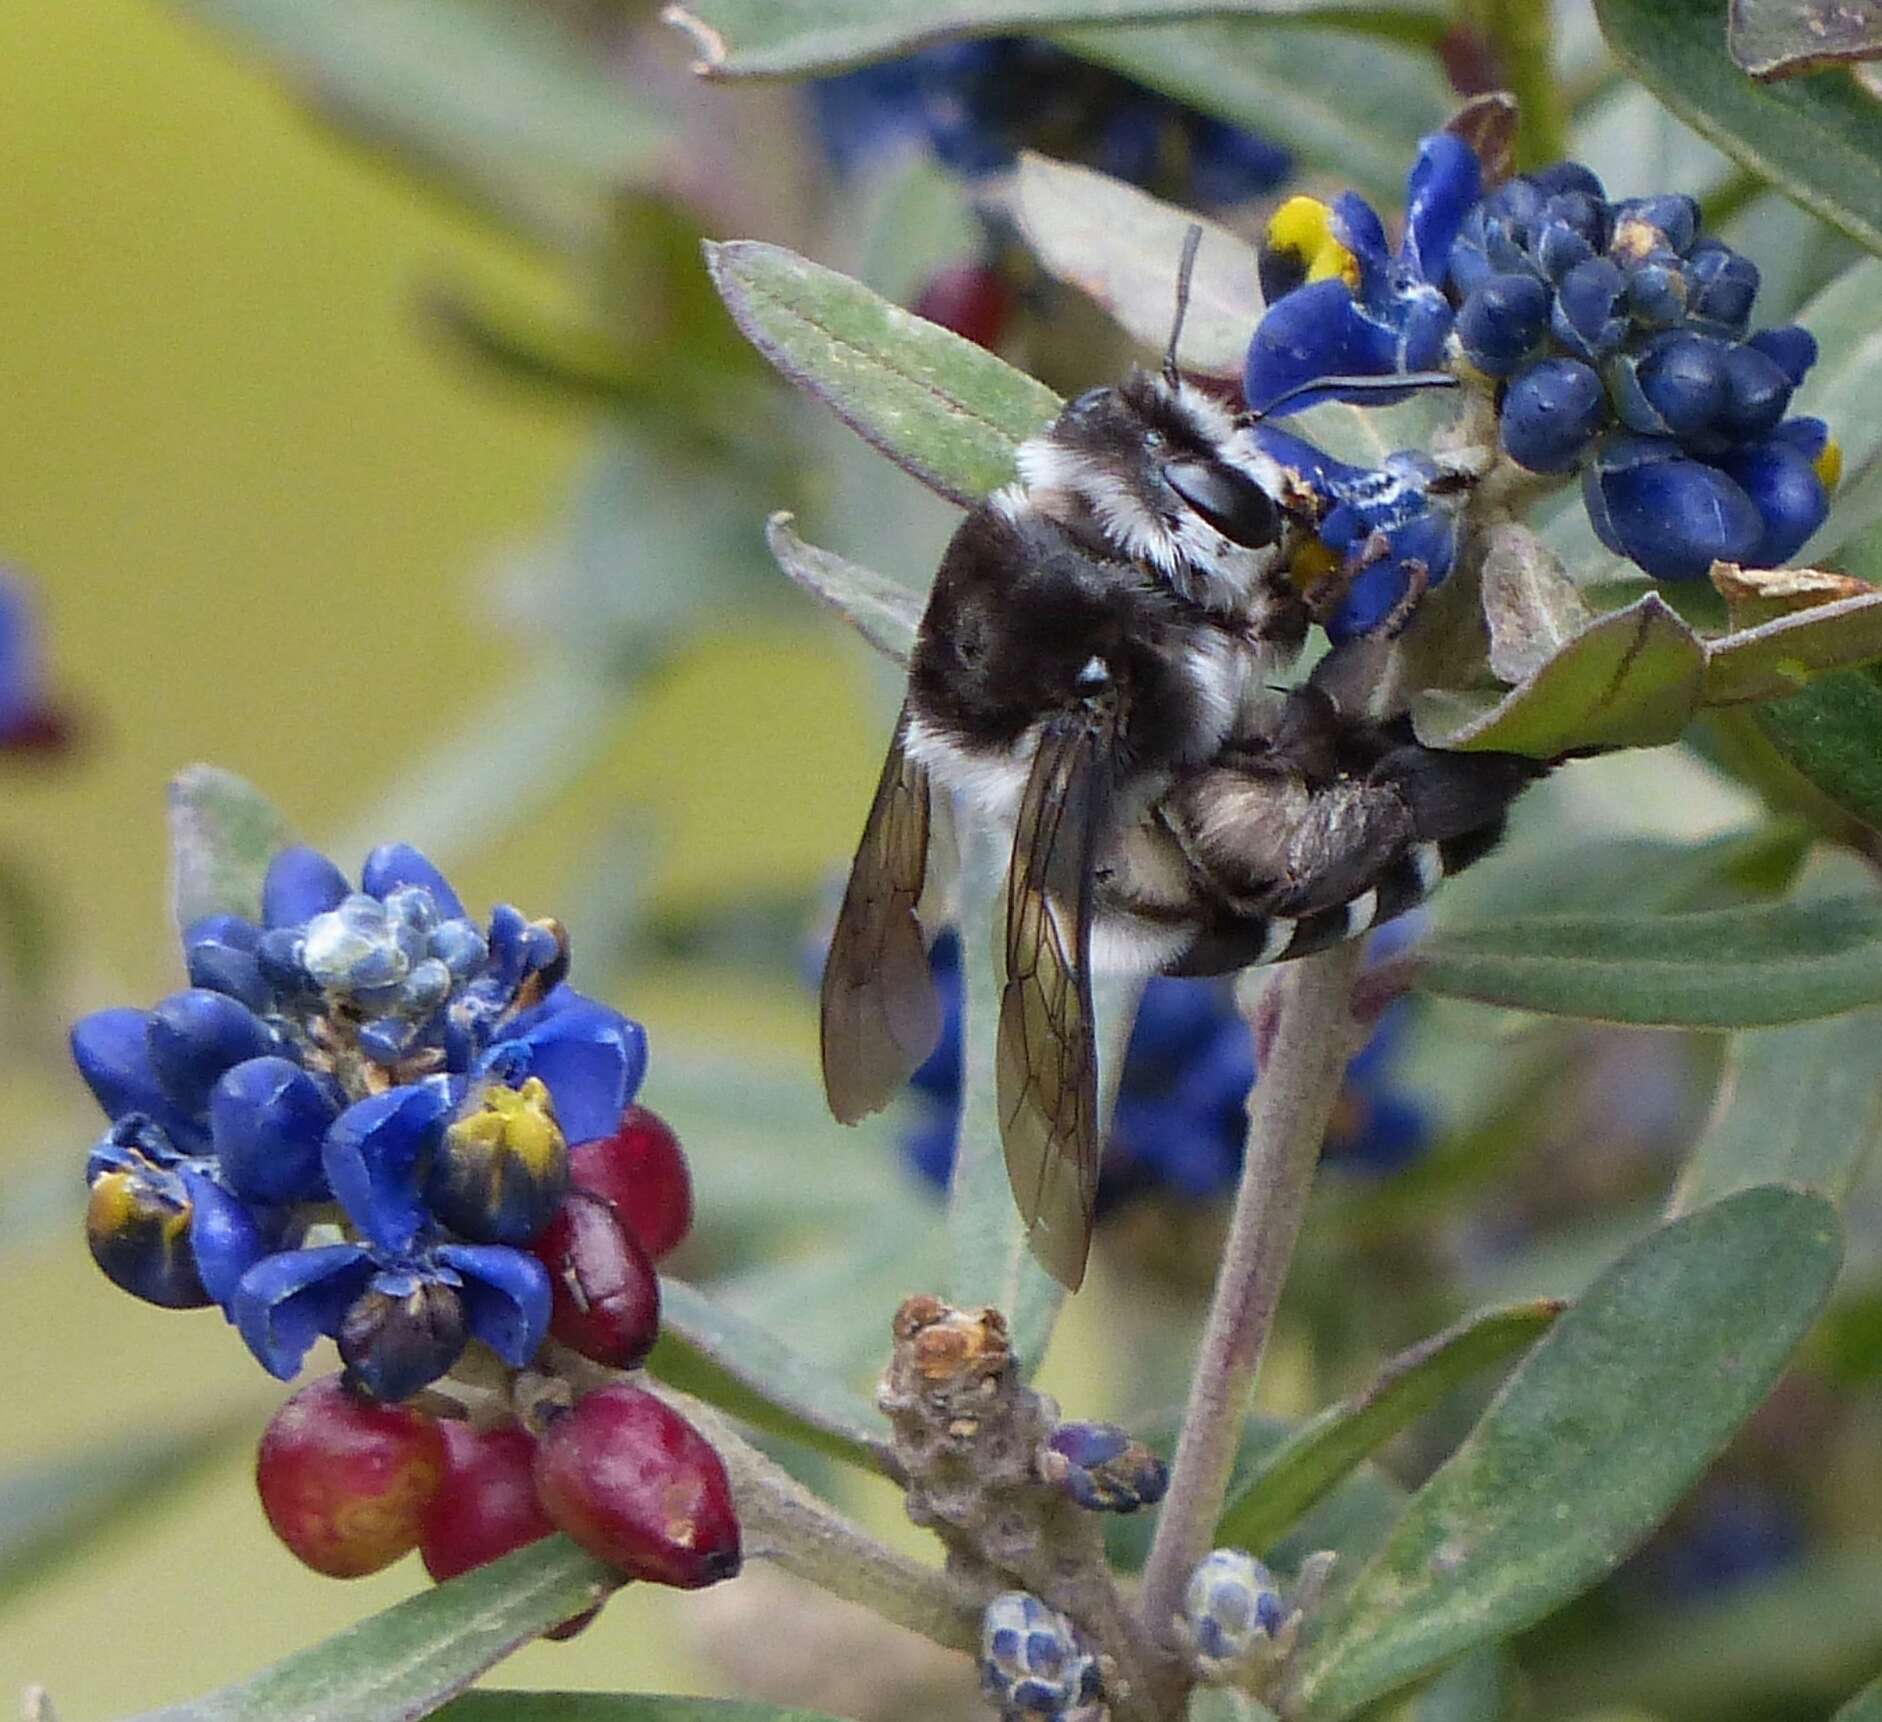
[1136, 941, 1367, 1661]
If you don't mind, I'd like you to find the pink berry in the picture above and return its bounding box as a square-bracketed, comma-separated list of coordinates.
[911, 263, 1015, 351]
[532, 1190, 661, 1369]
[533, 1383, 741, 1589]
[255, 1374, 444, 1577]
[568, 1104, 693, 1262]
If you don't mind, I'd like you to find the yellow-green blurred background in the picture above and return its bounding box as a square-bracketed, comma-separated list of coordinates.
[0, 2, 887, 1711]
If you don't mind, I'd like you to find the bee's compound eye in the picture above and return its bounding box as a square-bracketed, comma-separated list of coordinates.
[1163, 459, 1281, 549]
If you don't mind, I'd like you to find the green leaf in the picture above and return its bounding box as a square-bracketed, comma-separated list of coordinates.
[765, 514, 921, 665]
[164, 0, 664, 246]
[123, 1538, 619, 1722]
[650, 1278, 895, 1470]
[1753, 666, 1882, 835]
[1415, 895, 1882, 1027]
[1408, 1650, 1510, 1722]
[664, 0, 1446, 79]
[439, 1697, 846, 1721]
[1706, 590, 1882, 707]
[1594, 0, 1882, 258]
[1795, 261, 1882, 561]
[1013, 153, 1261, 377]
[1187, 1691, 1280, 1722]
[1284, 1187, 1843, 1722]
[1729, 0, 1882, 79]
[1836, 1670, 1882, 1721]
[1669, 1007, 1882, 1214]
[1216, 1300, 1562, 1554]
[167, 765, 292, 930]
[705, 240, 1061, 507]
[1413, 595, 1705, 758]
[1478, 522, 1594, 688]
[1056, 21, 1452, 209]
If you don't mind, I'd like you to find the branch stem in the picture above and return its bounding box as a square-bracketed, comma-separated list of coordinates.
[1136, 942, 1366, 1657]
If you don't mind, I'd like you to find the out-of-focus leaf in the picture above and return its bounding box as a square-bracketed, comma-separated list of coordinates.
[1216, 1301, 1562, 1554]
[1188, 1691, 1279, 1722]
[1414, 596, 1705, 757]
[124, 1539, 620, 1722]
[664, 0, 1446, 78]
[706, 241, 1061, 506]
[0, 852, 53, 998]
[1706, 589, 1882, 706]
[1595, 0, 1882, 256]
[440, 1699, 848, 1722]
[168, 765, 292, 931]
[1755, 663, 1882, 833]
[765, 515, 921, 665]
[1669, 1007, 1882, 1214]
[1836, 1667, 1882, 1720]
[1284, 1188, 1843, 1721]
[1730, 0, 1882, 79]
[1013, 154, 1259, 376]
[0, 1416, 252, 1607]
[1415, 896, 1882, 1027]
[650, 1278, 895, 1471]
[425, 281, 637, 407]
[1410, 1650, 1510, 1722]
[165, 0, 663, 247]
[1054, 22, 1454, 209]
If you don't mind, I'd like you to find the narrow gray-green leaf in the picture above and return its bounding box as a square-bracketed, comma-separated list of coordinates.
[665, 0, 1446, 78]
[1835, 1670, 1882, 1721]
[650, 1277, 894, 1470]
[167, 764, 292, 931]
[1013, 153, 1259, 376]
[1056, 21, 1451, 209]
[1595, 0, 1882, 257]
[124, 1538, 619, 1722]
[1286, 1187, 1843, 1721]
[440, 1698, 847, 1722]
[1216, 1300, 1562, 1553]
[1669, 1007, 1882, 1215]
[765, 514, 920, 665]
[1729, 0, 1882, 79]
[706, 240, 1061, 506]
[1416, 895, 1882, 1027]
[1479, 522, 1595, 687]
[1705, 588, 1882, 706]
[1754, 664, 1882, 833]
[1413, 595, 1705, 758]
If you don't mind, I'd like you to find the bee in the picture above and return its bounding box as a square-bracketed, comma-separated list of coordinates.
[819, 231, 1532, 1287]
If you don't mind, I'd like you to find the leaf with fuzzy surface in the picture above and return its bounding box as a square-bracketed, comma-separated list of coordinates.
[765, 515, 920, 665]
[168, 765, 292, 931]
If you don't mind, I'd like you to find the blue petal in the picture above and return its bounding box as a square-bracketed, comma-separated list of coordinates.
[1243, 423, 1370, 500]
[146, 989, 276, 1118]
[1328, 192, 1391, 294]
[179, 1167, 268, 1313]
[477, 998, 647, 1146]
[1244, 280, 1403, 414]
[183, 914, 269, 1012]
[233, 1244, 373, 1379]
[261, 845, 351, 930]
[436, 1243, 550, 1368]
[899, 1106, 957, 1192]
[210, 1055, 337, 1204]
[1746, 325, 1818, 387]
[322, 1078, 455, 1253]
[1716, 440, 1829, 568]
[1395, 288, 1455, 371]
[71, 1008, 173, 1125]
[1584, 450, 1764, 580]
[360, 843, 466, 920]
[1402, 132, 1481, 284]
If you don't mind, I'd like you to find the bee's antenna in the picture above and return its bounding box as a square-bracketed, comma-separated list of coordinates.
[1250, 369, 1458, 420]
[1163, 224, 1204, 388]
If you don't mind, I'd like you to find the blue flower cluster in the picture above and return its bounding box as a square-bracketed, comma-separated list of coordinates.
[898, 932, 1428, 1205]
[809, 38, 1291, 212]
[1242, 136, 1841, 587]
[75, 842, 647, 1402]
[979, 1591, 1103, 1722]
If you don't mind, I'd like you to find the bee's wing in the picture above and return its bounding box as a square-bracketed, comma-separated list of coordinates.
[820, 712, 941, 1124]
[997, 704, 1117, 1291]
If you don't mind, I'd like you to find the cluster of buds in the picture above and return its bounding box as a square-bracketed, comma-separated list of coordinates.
[74, 832, 736, 1611]
[978, 1591, 1105, 1722]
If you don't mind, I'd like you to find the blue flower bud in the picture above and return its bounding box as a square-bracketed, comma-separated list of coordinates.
[1533, 160, 1606, 201]
[183, 914, 270, 1013]
[1042, 1421, 1170, 1514]
[1583, 436, 1764, 580]
[1718, 341, 1794, 443]
[255, 926, 312, 997]
[1625, 257, 1689, 329]
[1181, 1548, 1293, 1682]
[1534, 217, 1596, 282]
[1542, 188, 1610, 251]
[1715, 438, 1830, 568]
[1456, 273, 1550, 376]
[430, 1077, 570, 1244]
[1551, 257, 1629, 360]
[261, 845, 350, 930]
[430, 917, 489, 982]
[210, 1055, 336, 1204]
[1499, 358, 1607, 473]
[1746, 324, 1818, 387]
[361, 843, 466, 920]
[1612, 193, 1699, 257]
[85, 1157, 211, 1309]
[338, 1276, 470, 1402]
[979, 1592, 1103, 1722]
[1614, 331, 1729, 444]
[146, 989, 276, 1118]
[71, 1007, 202, 1147]
[1686, 240, 1759, 336]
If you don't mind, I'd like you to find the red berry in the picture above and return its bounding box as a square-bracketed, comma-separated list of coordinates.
[568, 1104, 693, 1262]
[255, 1374, 445, 1577]
[533, 1383, 741, 1589]
[533, 1190, 661, 1369]
[911, 263, 1015, 351]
